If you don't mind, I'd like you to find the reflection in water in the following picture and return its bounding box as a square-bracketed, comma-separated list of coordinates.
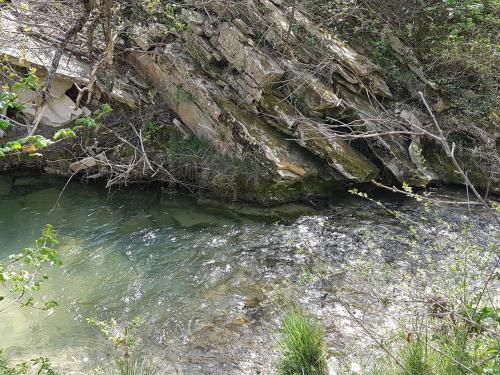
[0, 175, 496, 374]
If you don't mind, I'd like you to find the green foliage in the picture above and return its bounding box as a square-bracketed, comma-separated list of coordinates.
[0, 351, 58, 375]
[0, 135, 53, 157]
[142, 122, 162, 144]
[369, 38, 418, 97]
[347, 188, 500, 375]
[371, 322, 499, 375]
[74, 116, 97, 128]
[0, 89, 108, 159]
[87, 316, 145, 360]
[101, 104, 113, 114]
[307, 0, 499, 128]
[400, 341, 435, 375]
[0, 92, 24, 111]
[166, 134, 211, 162]
[0, 119, 10, 131]
[0, 70, 39, 115]
[0, 70, 74, 158]
[163, 132, 270, 198]
[277, 308, 327, 375]
[0, 224, 61, 312]
[465, 304, 500, 327]
[348, 187, 367, 199]
[53, 128, 76, 140]
[74, 104, 113, 129]
[138, 1, 186, 32]
[11, 68, 40, 91]
[0, 225, 61, 374]
[86, 316, 159, 375]
[170, 85, 192, 103]
[91, 359, 157, 375]
[371, 340, 445, 375]
[421, 0, 499, 112]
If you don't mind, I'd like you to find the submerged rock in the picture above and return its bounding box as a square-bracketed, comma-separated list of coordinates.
[23, 188, 61, 208]
[13, 176, 40, 187]
[198, 197, 321, 221]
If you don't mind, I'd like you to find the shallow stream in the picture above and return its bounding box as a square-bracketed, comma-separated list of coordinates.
[0, 174, 497, 374]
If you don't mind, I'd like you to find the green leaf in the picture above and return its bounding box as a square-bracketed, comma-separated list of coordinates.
[101, 103, 113, 114]
[33, 138, 53, 149]
[0, 92, 17, 110]
[44, 300, 58, 310]
[0, 119, 10, 130]
[8, 101, 25, 111]
[12, 70, 40, 91]
[53, 128, 76, 140]
[74, 117, 96, 128]
[6, 142, 22, 150]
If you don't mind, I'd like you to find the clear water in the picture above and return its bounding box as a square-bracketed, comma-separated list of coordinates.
[0, 174, 497, 374]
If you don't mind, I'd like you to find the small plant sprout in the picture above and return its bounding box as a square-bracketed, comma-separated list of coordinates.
[87, 316, 145, 361]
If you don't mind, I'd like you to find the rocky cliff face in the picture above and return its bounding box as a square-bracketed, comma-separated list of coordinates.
[0, 0, 496, 202]
[126, 0, 438, 192]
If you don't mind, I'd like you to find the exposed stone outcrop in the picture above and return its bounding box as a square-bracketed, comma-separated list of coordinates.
[15, 78, 84, 127]
[129, 2, 402, 197]
[0, 10, 139, 121]
[123, 1, 434, 195]
[2, 1, 493, 202]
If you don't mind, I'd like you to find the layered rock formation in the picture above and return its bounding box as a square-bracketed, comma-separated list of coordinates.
[1, 0, 496, 202]
[125, 0, 434, 195]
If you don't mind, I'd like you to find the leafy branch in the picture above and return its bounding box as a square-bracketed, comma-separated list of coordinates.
[87, 316, 145, 361]
[0, 224, 62, 313]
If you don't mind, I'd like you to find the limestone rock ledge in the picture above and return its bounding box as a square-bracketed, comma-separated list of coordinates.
[1, 0, 467, 202]
[125, 1, 433, 199]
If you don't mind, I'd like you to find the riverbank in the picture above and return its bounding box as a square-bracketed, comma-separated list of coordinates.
[1, 1, 498, 205]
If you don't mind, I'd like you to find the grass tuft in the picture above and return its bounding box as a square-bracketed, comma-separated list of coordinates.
[277, 308, 327, 375]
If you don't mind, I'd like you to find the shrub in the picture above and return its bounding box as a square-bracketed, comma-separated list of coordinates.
[370, 326, 499, 375]
[0, 351, 58, 375]
[0, 225, 61, 374]
[371, 340, 444, 375]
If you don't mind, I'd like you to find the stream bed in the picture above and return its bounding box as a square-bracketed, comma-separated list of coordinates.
[0, 174, 497, 374]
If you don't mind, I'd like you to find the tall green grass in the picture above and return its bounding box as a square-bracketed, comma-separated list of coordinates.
[371, 326, 499, 375]
[372, 340, 444, 375]
[277, 309, 327, 375]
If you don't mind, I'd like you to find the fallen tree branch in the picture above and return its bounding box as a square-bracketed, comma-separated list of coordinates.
[285, 0, 297, 49]
[370, 180, 483, 206]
